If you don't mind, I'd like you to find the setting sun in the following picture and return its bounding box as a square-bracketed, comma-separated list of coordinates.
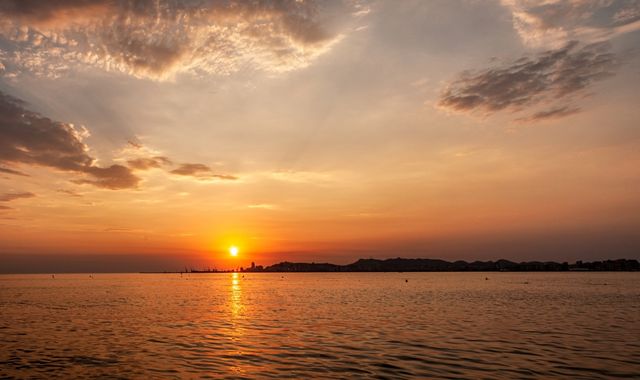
[229, 246, 239, 257]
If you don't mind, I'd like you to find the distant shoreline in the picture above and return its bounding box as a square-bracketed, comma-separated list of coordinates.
[145, 258, 640, 274]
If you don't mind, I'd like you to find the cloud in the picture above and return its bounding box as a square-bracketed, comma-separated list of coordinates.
[516, 105, 581, 122]
[0, 1, 109, 24]
[0, 91, 139, 189]
[74, 165, 139, 190]
[0, 0, 358, 80]
[247, 203, 277, 210]
[57, 189, 82, 197]
[438, 41, 616, 119]
[502, 0, 640, 47]
[127, 156, 172, 170]
[0, 166, 28, 176]
[104, 137, 235, 183]
[170, 163, 237, 180]
[0, 192, 35, 202]
[0, 192, 35, 211]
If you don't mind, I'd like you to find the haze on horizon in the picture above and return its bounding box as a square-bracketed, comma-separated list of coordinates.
[1, 0, 639, 272]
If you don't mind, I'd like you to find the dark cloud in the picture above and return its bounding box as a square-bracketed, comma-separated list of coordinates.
[170, 163, 210, 176]
[516, 106, 581, 122]
[0, 0, 104, 23]
[171, 163, 237, 180]
[0, 192, 35, 202]
[0, 0, 356, 79]
[75, 165, 140, 190]
[0, 91, 139, 189]
[0, 90, 234, 188]
[438, 41, 616, 118]
[0, 166, 28, 176]
[127, 156, 172, 170]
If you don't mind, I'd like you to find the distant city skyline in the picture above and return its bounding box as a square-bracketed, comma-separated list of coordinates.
[1, 1, 639, 272]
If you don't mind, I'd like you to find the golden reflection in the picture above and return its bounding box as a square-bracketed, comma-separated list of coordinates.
[230, 272, 243, 319]
[227, 272, 247, 376]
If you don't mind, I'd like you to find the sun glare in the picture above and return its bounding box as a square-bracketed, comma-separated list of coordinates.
[229, 246, 239, 257]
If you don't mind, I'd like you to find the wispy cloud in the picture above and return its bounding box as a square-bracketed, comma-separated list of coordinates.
[127, 156, 172, 170]
[247, 203, 278, 210]
[0, 0, 358, 80]
[0, 91, 139, 189]
[0, 192, 35, 202]
[502, 0, 640, 48]
[170, 163, 237, 180]
[438, 41, 616, 120]
[0, 166, 28, 176]
[268, 170, 337, 184]
[57, 189, 82, 197]
[515, 105, 581, 122]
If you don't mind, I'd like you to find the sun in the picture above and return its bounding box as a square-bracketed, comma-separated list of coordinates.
[229, 246, 239, 257]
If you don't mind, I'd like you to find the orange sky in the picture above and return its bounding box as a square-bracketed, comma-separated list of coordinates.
[1, 1, 639, 271]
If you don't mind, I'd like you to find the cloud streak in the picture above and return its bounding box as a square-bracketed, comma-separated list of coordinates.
[0, 91, 139, 189]
[0, 0, 357, 80]
[171, 163, 237, 180]
[0, 166, 28, 176]
[127, 156, 172, 170]
[0, 191, 34, 211]
[438, 41, 616, 119]
[0, 192, 35, 202]
[515, 105, 581, 122]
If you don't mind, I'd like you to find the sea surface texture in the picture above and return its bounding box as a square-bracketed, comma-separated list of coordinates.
[1, 272, 639, 379]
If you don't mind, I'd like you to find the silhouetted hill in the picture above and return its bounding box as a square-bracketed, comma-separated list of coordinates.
[262, 262, 341, 272]
[241, 258, 639, 272]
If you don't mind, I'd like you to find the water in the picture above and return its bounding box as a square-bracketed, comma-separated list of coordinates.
[1, 272, 639, 379]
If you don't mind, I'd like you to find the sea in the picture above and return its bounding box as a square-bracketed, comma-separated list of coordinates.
[1, 272, 639, 379]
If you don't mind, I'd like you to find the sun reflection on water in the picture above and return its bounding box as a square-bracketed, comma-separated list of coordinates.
[227, 272, 246, 375]
[230, 272, 243, 319]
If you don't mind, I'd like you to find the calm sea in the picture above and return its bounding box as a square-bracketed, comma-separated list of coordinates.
[1, 272, 639, 379]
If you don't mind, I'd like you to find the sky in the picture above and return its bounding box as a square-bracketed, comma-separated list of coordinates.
[0, 0, 639, 272]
